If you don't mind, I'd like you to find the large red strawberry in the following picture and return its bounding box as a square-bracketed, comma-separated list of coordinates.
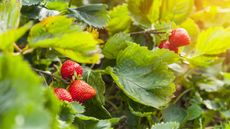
[69, 80, 96, 103]
[61, 60, 83, 80]
[54, 88, 73, 102]
[169, 28, 191, 47]
[159, 40, 178, 53]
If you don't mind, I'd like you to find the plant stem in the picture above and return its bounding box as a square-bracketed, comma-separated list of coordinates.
[33, 68, 69, 84]
[68, 0, 72, 7]
[13, 43, 22, 52]
[173, 88, 192, 104]
[130, 28, 167, 35]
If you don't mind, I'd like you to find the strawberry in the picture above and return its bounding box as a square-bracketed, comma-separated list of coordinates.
[159, 40, 178, 53]
[69, 80, 96, 103]
[54, 88, 73, 102]
[169, 28, 191, 47]
[61, 60, 83, 80]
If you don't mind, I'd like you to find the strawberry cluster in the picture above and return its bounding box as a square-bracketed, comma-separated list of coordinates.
[158, 28, 191, 53]
[54, 60, 96, 103]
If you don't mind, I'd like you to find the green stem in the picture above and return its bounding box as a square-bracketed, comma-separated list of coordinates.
[33, 68, 69, 84]
[173, 88, 192, 104]
[105, 99, 119, 110]
[68, 0, 72, 7]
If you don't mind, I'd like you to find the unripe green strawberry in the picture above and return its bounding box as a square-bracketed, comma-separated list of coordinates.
[54, 88, 73, 102]
[159, 40, 178, 53]
[169, 28, 191, 47]
[61, 60, 83, 80]
[69, 80, 96, 103]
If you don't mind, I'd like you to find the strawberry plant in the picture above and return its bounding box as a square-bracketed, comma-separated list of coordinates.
[0, 0, 230, 129]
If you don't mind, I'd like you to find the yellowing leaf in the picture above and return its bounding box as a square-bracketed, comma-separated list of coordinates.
[180, 18, 200, 41]
[28, 16, 102, 64]
[191, 6, 230, 28]
[195, 27, 230, 55]
[128, 0, 161, 26]
[107, 4, 132, 34]
[160, 0, 193, 24]
[0, 0, 26, 52]
[0, 0, 21, 33]
[0, 22, 33, 51]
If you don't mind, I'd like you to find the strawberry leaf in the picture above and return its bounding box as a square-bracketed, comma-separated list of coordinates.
[0, 55, 51, 129]
[127, 0, 161, 27]
[162, 104, 187, 123]
[160, 0, 193, 24]
[28, 16, 102, 64]
[22, 0, 41, 6]
[107, 44, 179, 108]
[83, 68, 111, 119]
[74, 114, 119, 129]
[107, 4, 132, 34]
[194, 27, 230, 55]
[103, 32, 132, 59]
[68, 4, 109, 28]
[151, 122, 180, 129]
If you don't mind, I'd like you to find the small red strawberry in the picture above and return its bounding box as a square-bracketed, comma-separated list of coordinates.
[54, 88, 73, 102]
[69, 80, 96, 103]
[159, 40, 178, 53]
[61, 60, 83, 80]
[169, 28, 191, 47]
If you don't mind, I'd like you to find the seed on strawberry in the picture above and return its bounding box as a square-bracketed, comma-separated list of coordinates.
[69, 80, 96, 103]
[61, 60, 83, 80]
[54, 88, 73, 102]
[169, 28, 191, 47]
[159, 40, 178, 53]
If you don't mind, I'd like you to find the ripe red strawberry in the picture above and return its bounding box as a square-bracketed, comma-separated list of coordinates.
[69, 80, 96, 103]
[54, 88, 73, 102]
[159, 40, 178, 53]
[169, 28, 191, 47]
[61, 60, 83, 80]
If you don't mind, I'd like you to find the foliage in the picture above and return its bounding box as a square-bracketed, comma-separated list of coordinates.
[0, 0, 230, 129]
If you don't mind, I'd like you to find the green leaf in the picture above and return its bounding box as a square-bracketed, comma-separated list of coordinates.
[107, 4, 132, 34]
[186, 104, 203, 120]
[197, 76, 224, 92]
[223, 72, 230, 85]
[72, 102, 85, 114]
[59, 101, 85, 123]
[194, 27, 230, 55]
[180, 18, 200, 41]
[28, 16, 102, 64]
[83, 68, 111, 119]
[0, 0, 29, 51]
[203, 100, 219, 110]
[191, 6, 230, 28]
[128, 100, 155, 117]
[128, 0, 161, 26]
[221, 110, 230, 119]
[188, 55, 219, 68]
[0, 55, 51, 129]
[45, 0, 69, 11]
[74, 114, 114, 129]
[151, 122, 180, 129]
[160, 0, 193, 24]
[107, 44, 178, 108]
[56, 48, 102, 64]
[44, 88, 61, 115]
[162, 104, 187, 123]
[22, 0, 41, 5]
[69, 4, 109, 28]
[0, 22, 33, 51]
[21, 6, 60, 21]
[0, 0, 21, 33]
[102, 32, 132, 59]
